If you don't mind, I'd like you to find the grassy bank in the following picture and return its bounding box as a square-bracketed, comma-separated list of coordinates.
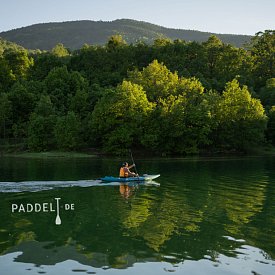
[1, 151, 99, 159]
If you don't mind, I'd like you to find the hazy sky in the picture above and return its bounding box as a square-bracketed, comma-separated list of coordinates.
[0, 0, 274, 34]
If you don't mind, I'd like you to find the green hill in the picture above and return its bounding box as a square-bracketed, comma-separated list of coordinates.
[0, 19, 251, 50]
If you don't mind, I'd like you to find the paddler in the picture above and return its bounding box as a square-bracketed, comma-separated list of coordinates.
[119, 162, 138, 178]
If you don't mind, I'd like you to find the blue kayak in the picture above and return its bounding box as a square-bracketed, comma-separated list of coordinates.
[100, 174, 160, 182]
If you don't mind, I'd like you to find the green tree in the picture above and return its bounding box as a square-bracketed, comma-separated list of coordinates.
[0, 57, 16, 91]
[90, 81, 154, 154]
[51, 43, 70, 57]
[202, 35, 252, 91]
[177, 41, 206, 78]
[0, 93, 11, 139]
[128, 60, 211, 154]
[34, 94, 55, 117]
[215, 79, 267, 150]
[0, 37, 24, 55]
[28, 95, 56, 151]
[54, 111, 81, 150]
[203, 35, 223, 80]
[152, 40, 207, 80]
[153, 37, 172, 47]
[131, 41, 153, 70]
[3, 48, 33, 80]
[259, 78, 275, 108]
[128, 60, 179, 101]
[106, 35, 127, 51]
[141, 91, 212, 154]
[29, 52, 66, 81]
[266, 106, 275, 145]
[44, 66, 89, 115]
[215, 45, 254, 89]
[250, 30, 275, 87]
[8, 82, 36, 138]
[69, 89, 89, 118]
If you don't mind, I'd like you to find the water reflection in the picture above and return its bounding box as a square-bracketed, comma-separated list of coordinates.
[0, 156, 274, 274]
[119, 184, 136, 199]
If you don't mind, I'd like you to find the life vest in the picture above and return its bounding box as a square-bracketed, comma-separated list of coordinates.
[119, 167, 128, 177]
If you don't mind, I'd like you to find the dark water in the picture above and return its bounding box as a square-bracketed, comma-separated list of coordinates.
[0, 156, 274, 275]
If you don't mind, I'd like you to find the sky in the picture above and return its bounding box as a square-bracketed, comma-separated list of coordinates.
[0, 0, 274, 35]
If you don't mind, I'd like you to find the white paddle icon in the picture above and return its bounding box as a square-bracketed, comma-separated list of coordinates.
[55, 198, 61, 225]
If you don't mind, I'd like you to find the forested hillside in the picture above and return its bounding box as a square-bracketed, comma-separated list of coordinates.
[0, 19, 251, 50]
[0, 30, 274, 155]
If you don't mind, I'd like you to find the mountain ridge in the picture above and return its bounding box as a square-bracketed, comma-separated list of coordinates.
[0, 19, 252, 50]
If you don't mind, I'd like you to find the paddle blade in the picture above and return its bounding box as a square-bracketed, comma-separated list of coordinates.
[55, 215, 61, 225]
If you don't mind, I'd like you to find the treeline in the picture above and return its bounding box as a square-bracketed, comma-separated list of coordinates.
[0, 31, 274, 155]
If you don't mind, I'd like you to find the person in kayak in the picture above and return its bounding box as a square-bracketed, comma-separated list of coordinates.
[119, 162, 138, 178]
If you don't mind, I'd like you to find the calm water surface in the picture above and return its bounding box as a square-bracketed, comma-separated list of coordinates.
[0, 156, 274, 275]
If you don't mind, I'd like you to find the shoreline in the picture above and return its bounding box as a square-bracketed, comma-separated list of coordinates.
[1, 146, 274, 159]
[0, 151, 99, 159]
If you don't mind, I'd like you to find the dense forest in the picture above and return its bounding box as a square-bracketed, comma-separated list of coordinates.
[0, 30, 274, 155]
[0, 19, 251, 50]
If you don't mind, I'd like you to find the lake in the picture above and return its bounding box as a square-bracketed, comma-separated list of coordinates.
[0, 155, 274, 275]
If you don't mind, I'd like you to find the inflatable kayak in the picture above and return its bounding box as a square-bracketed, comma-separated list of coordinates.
[100, 174, 160, 182]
